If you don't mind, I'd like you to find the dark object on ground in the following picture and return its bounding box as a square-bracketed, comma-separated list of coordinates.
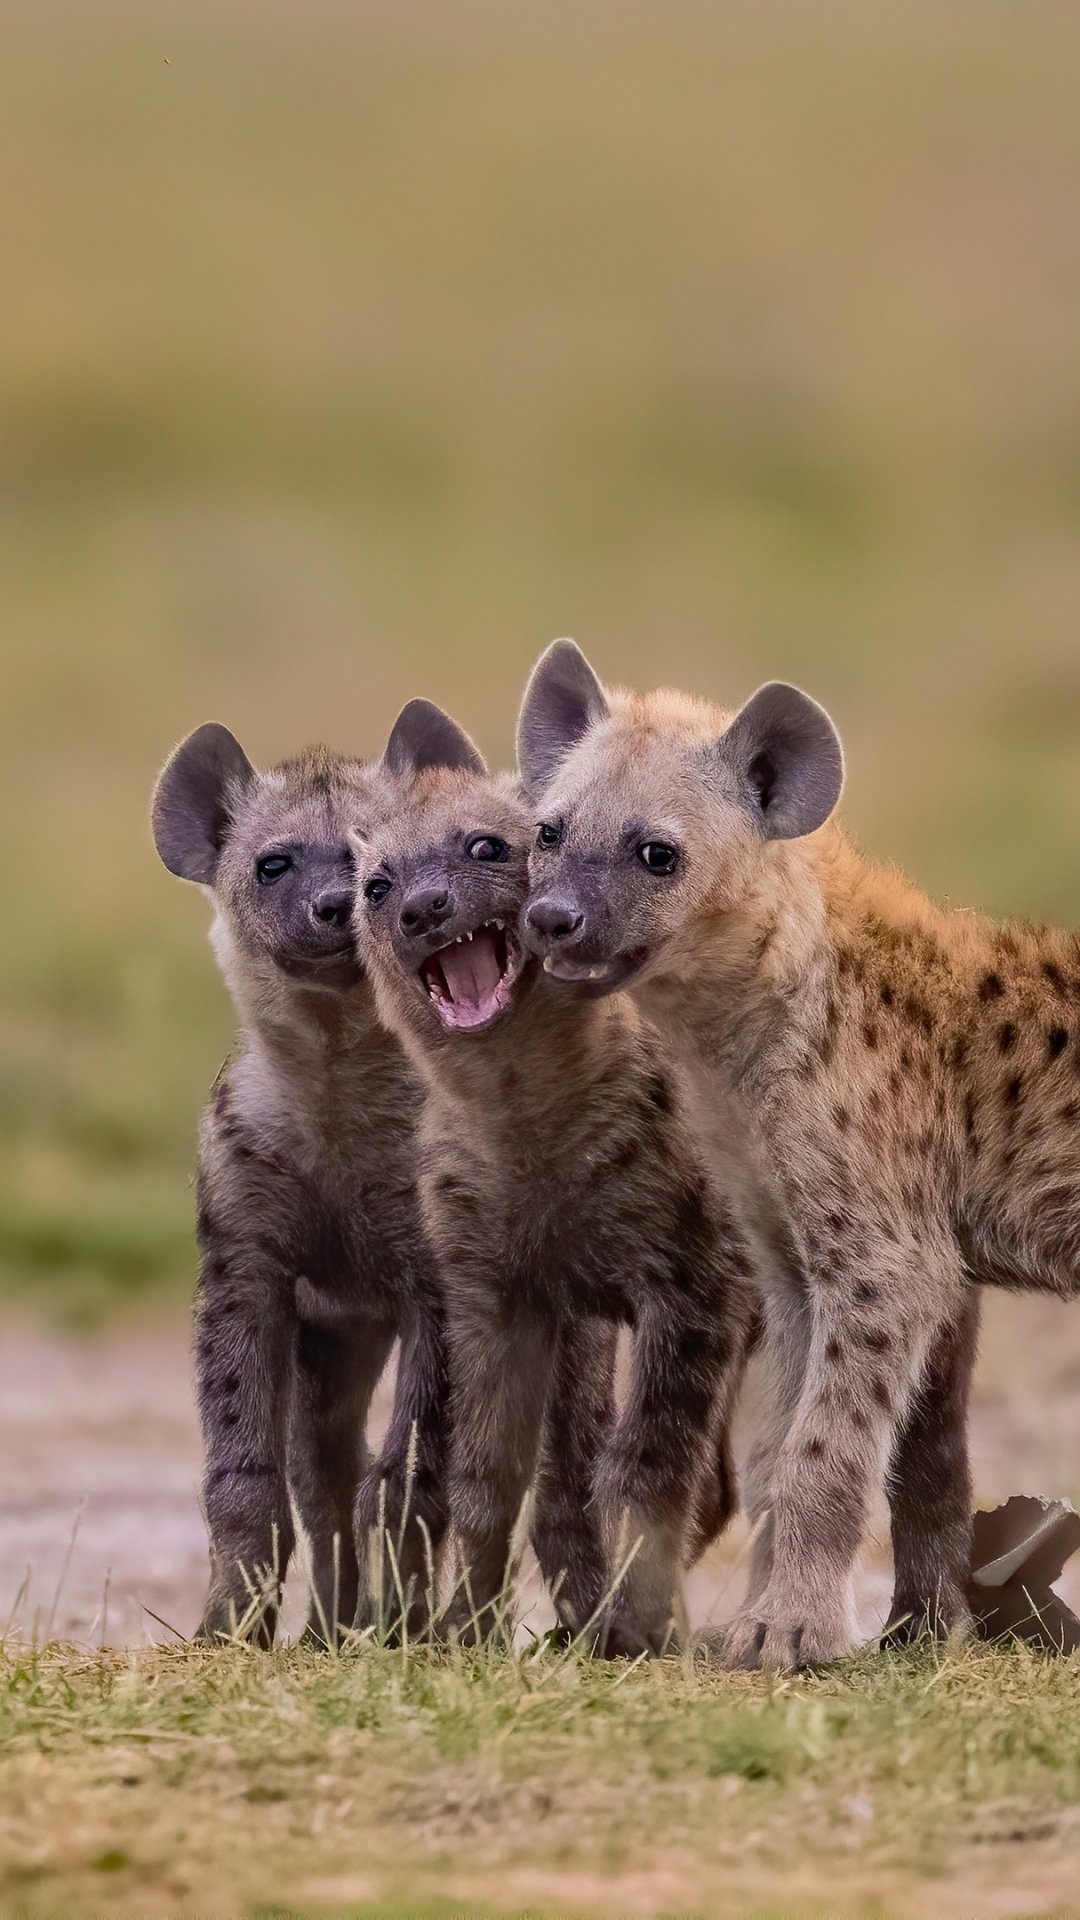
[968, 1496, 1080, 1652]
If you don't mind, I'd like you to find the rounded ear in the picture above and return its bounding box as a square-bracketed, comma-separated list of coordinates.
[382, 699, 486, 779]
[151, 723, 255, 883]
[516, 639, 610, 800]
[719, 682, 844, 840]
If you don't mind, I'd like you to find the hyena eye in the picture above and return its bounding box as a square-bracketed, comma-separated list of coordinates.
[466, 835, 508, 862]
[256, 854, 293, 885]
[365, 873, 392, 906]
[637, 842, 679, 876]
[536, 822, 561, 849]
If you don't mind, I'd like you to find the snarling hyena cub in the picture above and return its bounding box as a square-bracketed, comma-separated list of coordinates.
[518, 641, 999, 1669]
[351, 698, 794, 1656]
[152, 726, 448, 1644]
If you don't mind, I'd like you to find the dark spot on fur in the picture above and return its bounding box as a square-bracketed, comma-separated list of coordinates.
[222, 1372, 240, 1394]
[1048, 1027, 1068, 1061]
[825, 1338, 842, 1362]
[899, 1046, 912, 1073]
[997, 1022, 1016, 1055]
[1003, 1074, 1023, 1110]
[951, 1036, 968, 1072]
[880, 981, 894, 1009]
[222, 1410, 240, 1427]
[832, 1103, 850, 1132]
[1043, 961, 1067, 996]
[645, 1074, 674, 1118]
[1059, 1101, 1078, 1123]
[804, 1436, 823, 1457]
[862, 1021, 878, 1050]
[978, 971, 1004, 1002]
[861, 1326, 890, 1352]
[855, 1280, 879, 1305]
[871, 1375, 892, 1411]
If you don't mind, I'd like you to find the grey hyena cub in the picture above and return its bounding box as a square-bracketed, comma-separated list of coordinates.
[352, 699, 788, 1656]
[517, 641, 984, 1667]
[152, 725, 448, 1644]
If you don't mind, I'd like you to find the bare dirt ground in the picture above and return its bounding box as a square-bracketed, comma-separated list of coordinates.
[3, 1294, 1080, 1650]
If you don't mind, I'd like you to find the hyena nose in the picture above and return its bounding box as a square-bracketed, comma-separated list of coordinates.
[525, 898, 584, 943]
[400, 887, 451, 937]
[310, 889, 352, 929]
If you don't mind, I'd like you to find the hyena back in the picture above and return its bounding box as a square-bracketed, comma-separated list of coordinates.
[153, 726, 448, 1644]
[513, 641, 1054, 1668]
[352, 699, 778, 1654]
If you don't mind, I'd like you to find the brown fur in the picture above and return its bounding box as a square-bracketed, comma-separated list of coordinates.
[352, 720, 789, 1654]
[153, 734, 448, 1643]
[518, 645, 1007, 1666]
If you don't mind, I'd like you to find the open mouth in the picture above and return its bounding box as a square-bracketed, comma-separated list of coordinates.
[539, 948, 648, 994]
[420, 920, 525, 1032]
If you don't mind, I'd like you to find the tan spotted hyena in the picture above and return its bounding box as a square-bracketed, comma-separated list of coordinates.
[510, 641, 1049, 1671]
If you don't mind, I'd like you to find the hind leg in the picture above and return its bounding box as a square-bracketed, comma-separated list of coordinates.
[354, 1300, 451, 1641]
[289, 1317, 394, 1644]
[884, 1293, 978, 1643]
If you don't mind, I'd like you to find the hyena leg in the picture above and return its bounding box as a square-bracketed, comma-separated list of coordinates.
[442, 1291, 555, 1643]
[289, 1317, 394, 1646]
[726, 1245, 964, 1672]
[736, 1283, 813, 1607]
[194, 1252, 296, 1646]
[531, 1315, 617, 1642]
[597, 1306, 735, 1657]
[354, 1304, 451, 1641]
[884, 1292, 979, 1642]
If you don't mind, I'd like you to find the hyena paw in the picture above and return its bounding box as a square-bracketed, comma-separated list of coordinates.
[882, 1588, 973, 1648]
[595, 1611, 675, 1660]
[719, 1596, 858, 1671]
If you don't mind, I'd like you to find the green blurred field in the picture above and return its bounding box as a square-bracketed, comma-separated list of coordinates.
[4, 0, 1080, 1314]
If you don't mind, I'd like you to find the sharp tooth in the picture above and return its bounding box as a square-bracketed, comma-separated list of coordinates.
[466, 929, 474, 941]
[455, 935, 463, 944]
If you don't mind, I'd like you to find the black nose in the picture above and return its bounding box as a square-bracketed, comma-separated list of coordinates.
[526, 898, 584, 943]
[400, 886, 451, 938]
[310, 889, 352, 930]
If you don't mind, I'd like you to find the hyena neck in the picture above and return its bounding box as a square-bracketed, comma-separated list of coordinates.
[215, 931, 400, 1129]
[403, 976, 624, 1142]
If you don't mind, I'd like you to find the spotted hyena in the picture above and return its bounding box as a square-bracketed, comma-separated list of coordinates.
[152, 726, 449, 1643]
[513, 641, 1023, 1669]
[351, 698, 792, 1654]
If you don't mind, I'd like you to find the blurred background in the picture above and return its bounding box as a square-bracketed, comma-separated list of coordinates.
[2, 0, 1080, 1637]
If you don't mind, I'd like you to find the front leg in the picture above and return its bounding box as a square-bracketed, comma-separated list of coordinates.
[597, 1304, 735, 1657]
[442, 1283, 555, 1644]
[289, 1316, 394, 1645]
[354, 1297, 451, 1642]
[531, 1315, 617, 1642]
[726, 1242, 963, 1671]
[884, 1292, 979, 1642]
[193, 1211, 295, 1647]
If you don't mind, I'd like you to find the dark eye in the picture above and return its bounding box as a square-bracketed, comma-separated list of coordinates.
[256, 854, 292, 885]
[466, 835, 508, 862]
[638, 842, 679, 876]
[536, 822, 561, 849]
[364, 873, 392, 906]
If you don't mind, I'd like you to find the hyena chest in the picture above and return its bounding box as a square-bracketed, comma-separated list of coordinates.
[293, 1184, 430, 1329]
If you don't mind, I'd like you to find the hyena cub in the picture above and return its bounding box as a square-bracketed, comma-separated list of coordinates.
[153, 726, 448, 1643]
[518, 641, 991, 1669]
[352, 698, 789, 1656]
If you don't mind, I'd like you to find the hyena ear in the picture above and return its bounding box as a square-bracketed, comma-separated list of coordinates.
[152, 723, 255, 883]
[718, 682, 844, 840]
[382, 699, 486, 778]
[516, 639, 610, 798]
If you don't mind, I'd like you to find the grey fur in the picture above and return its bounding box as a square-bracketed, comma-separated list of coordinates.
[153, 731, 449, 1643]
[516, 640, 611, 801]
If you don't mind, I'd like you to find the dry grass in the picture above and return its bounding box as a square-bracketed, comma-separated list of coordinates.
[2, 1634, 1080, 1918]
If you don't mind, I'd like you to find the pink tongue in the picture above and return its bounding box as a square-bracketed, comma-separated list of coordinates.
[438, 931, 502, 1009]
